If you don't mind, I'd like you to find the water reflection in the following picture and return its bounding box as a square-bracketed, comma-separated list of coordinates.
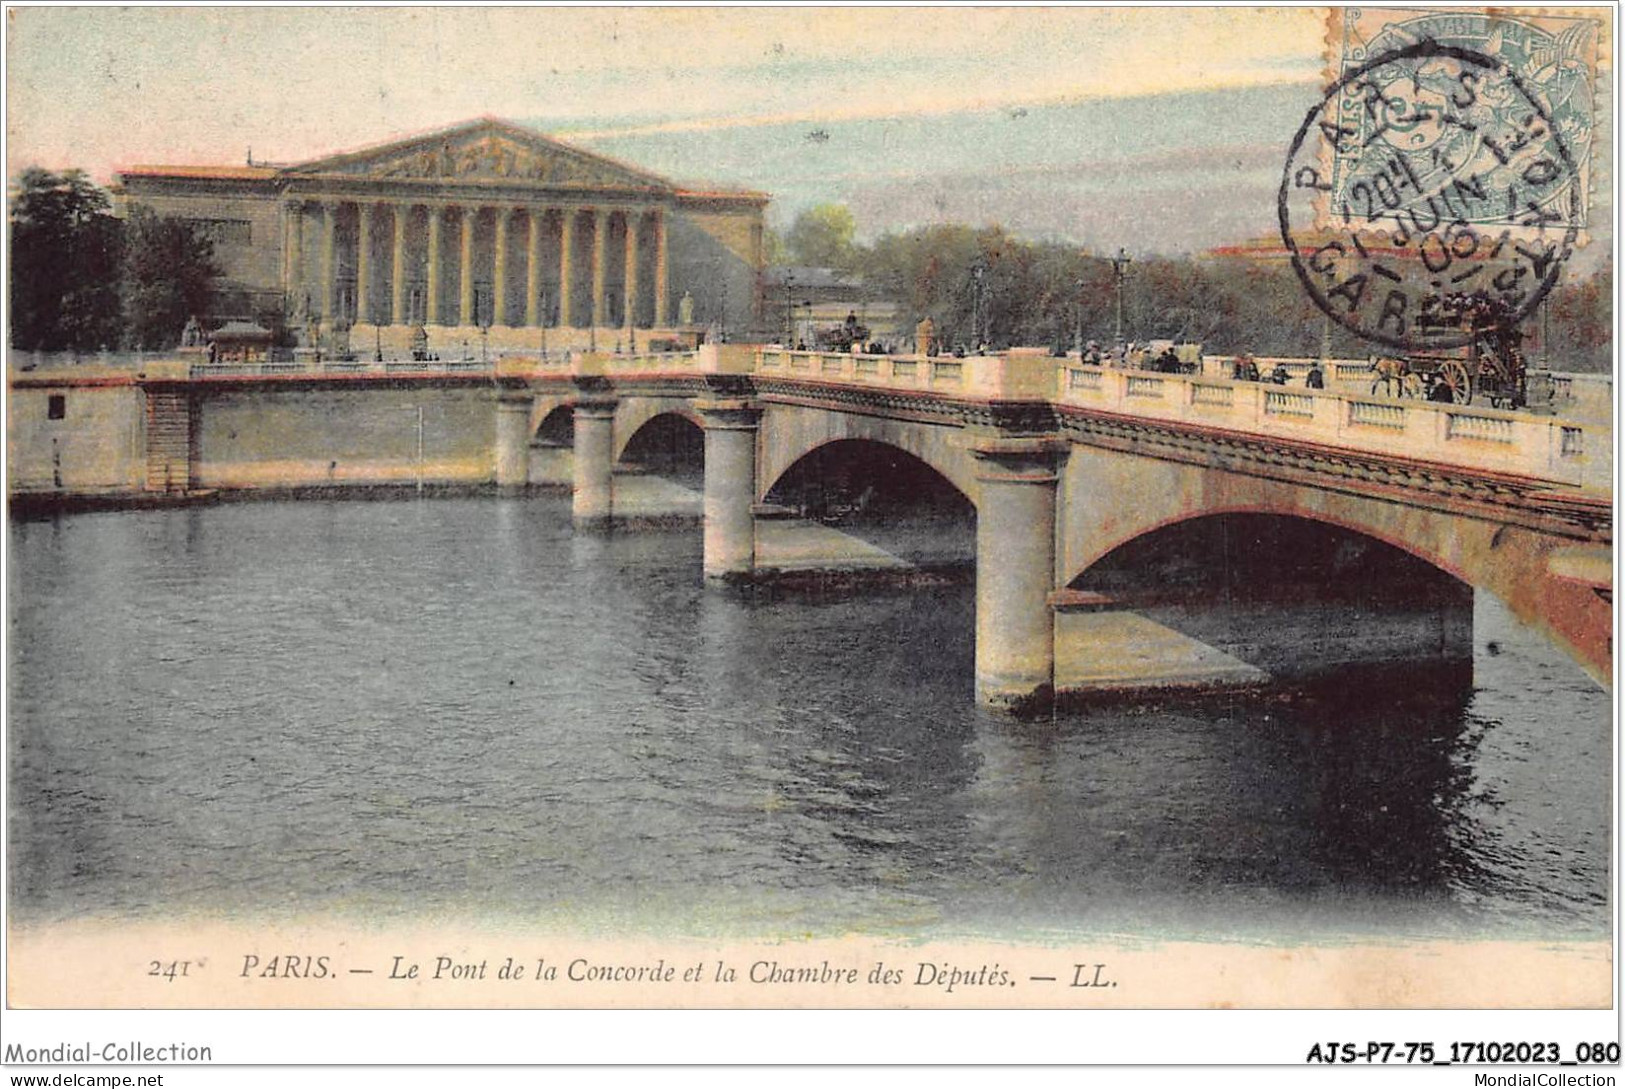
[7, 496, 1610, 941]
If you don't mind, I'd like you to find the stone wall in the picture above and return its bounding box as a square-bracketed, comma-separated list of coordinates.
[669, 203, 763, 335]
[119, 183, 284, 309]
[8, 379, 147, 495]
[193, 384, 497, 490]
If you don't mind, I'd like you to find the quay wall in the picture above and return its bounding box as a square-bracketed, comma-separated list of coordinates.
[9, 377, 147, 495]
[8, 370, 515, 502]
[193, 384, 499, 490]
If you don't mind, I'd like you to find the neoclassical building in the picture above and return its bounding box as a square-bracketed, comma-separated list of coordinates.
[114, 117, 769, 351]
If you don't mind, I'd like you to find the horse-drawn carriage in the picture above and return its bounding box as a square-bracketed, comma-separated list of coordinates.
[1370, 293, 1530, 409]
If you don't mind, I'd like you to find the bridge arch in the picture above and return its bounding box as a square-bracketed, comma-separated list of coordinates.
[1058, 448, 1608, 685]
[616, 410, 705, 485]
[756, 404, 980, 508]
[762, 437, 976, 521]
[613, 397, 703, 464]
[532, 401, 574, 445]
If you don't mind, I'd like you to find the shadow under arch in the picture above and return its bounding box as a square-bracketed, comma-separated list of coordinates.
[533, 403, 574, 446]
[1061, 511, 1477, 696]
[617, 411, 705, 488]
[1060, 482, 1607, 689]
[761, 438, 976, 570]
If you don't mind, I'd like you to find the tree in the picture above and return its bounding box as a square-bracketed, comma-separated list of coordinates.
[9, 167, 123, 351]
[1543, 267, 1611, 372]
[121, 208, 220, 350]
[785, 203, 858, 270]
[761, 225, 788, 267]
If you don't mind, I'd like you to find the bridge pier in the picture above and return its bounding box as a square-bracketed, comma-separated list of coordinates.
[696, 398, 761, 580]
[971, 437, 1066, 710]
[571, 398, 617, 529]
[494, 392, 532, 491]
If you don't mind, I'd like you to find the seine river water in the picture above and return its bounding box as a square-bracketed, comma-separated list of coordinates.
[7, 495, 1611, 942]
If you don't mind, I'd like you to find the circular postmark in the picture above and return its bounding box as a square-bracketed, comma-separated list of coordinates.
[1279, 40, 1580, 352]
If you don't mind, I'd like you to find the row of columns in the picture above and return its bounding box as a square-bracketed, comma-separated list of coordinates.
[490, 391, 1066, 711]
[287, 199, 669, 329]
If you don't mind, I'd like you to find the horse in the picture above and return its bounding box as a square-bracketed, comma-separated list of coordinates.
[1370, 356, 1420, 399]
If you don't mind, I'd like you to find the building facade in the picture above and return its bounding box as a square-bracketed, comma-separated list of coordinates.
[114, 117, 768, 353]
[762, 266, 902, 349]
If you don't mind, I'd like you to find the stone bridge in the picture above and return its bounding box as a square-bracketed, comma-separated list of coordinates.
[14, 344, 1609, 708]
[491, 345, 1612, 707]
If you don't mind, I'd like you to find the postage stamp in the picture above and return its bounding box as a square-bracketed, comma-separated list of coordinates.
[1279, 7, 1604, 350]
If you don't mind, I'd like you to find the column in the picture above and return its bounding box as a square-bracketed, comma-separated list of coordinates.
[426, 207, 443, 325]
[590, 209, 607, 329]
[697, 399, 761, 580]
[558, 210, 575, 327]
[623, 212, 640, 328]
[970, 437, 1066, 710]
[493, 207, 510, 326]
[285, 202, 304, 318]
[571, 399, 616, 528]
[356, 203, 375, 325]
[319, 201, 338, 324]
[390, 204, 408, 325]
[459, 207, 476, 326]
[494, 392, 532, 489]
[525, 210, 542, 326]
[653, 210, 669, 327]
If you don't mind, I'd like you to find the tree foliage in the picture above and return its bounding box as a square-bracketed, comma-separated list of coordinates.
[785, 203, 858, 270]
[121, 207, 220, 350]
[9, 168, 124, 351]
[850, 217, 1607, 366]
[1542, 266, 1611, 372]
[9, 167, 221, 351]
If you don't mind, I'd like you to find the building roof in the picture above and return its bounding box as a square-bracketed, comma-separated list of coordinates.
[118, 117, 766, 203]
[121, 165, 280, 180]
[211, 320, 273, 340]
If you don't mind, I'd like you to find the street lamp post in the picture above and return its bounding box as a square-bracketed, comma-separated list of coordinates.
[783, 272, 796, 345]
[1075, 276, 1086, 358]
[1109, 248, 1133, 347]
[971, 260, 987, 350]
[1540, 296, 1550, 369]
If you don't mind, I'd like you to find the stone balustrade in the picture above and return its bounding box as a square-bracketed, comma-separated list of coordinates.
[755, 348, 1058, 400]
[1058, 364, 1610, 491]
[190, 356, 496, 378]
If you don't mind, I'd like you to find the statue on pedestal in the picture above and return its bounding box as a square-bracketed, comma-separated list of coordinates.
[180, 315, 204, 348]
[677, 290, 695, 326]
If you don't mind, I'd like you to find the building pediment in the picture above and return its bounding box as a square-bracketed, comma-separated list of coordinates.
[285, 118, 670, 191]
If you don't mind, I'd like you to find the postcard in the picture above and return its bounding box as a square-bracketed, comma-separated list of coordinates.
[4, 5, 1615, 1069]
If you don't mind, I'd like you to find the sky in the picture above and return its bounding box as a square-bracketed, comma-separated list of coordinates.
[3, 6, 1612, 259]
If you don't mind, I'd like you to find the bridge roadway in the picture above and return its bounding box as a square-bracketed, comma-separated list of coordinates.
[30, 344, 1609, 708]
